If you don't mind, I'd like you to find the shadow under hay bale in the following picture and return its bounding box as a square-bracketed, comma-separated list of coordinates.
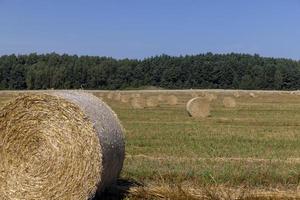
[94, 178, 143, 200]
[0, 91, 125, 200]
[186, 97, 211, 118]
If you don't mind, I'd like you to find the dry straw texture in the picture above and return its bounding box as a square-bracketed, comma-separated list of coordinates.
[120, 94, 131, 103]
[204, 93, 217, 102]
[157, 94, 165, 102]
[114, 92, 121, 101]
[223, 97, 237, 108]
[249, 92, 256, 98]
[146, 96, 159, 107]
[0, 91, 125, 200]
[107, 92, 114, 99]
[233, 91, 240, 98]
[166, 95, 178, 106]
[186, 97, 211, 118]
[131, 97, 146, 109]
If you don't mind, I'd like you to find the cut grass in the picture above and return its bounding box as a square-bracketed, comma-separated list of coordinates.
[1, 90, 300, 199]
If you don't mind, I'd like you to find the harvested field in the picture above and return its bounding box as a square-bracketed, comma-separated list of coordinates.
[223, 96, 237, 108]
[1, 89, 300, 199]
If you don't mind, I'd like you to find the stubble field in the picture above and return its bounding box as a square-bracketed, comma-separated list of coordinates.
[1, 90, 300, 199]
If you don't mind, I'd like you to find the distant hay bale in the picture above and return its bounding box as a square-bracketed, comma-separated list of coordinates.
[131, 97, 145, 109]
[249, 92, 256, 98]
[223, 97, 237, 108]
[120, 94, 131, 103]
[233, 92, 240, 98]
[114, 92, 121, 101]
[96, 92, 105, 97]
[186, 97, 211, 118]
[107, 92, 114, 99]
[146, 96, 159, 107]
[205, 93, 217, 102]
[191, 92, 199, 98]
[166, 95, 178, 106]
[157, 94, 166, 102]
[131, 93, 141, 98]
[0, 91, 125, 200]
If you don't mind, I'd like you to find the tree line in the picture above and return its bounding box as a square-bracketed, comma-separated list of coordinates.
[0, 52, 300, 90]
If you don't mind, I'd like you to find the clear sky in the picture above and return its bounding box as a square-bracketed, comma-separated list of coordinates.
[0, 0, 299, 60]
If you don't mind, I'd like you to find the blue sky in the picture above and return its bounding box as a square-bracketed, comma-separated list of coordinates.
[0, 0, 299, 60]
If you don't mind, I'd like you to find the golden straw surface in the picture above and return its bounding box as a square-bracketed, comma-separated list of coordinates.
[0, 91, 125, 200]
[186, 97, 211, 118]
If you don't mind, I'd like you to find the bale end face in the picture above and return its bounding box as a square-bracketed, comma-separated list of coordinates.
[186, 97, 211, 118]
[0, 91, 125, 200]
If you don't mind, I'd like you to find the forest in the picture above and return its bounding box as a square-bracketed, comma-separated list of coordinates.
[0, 52, 300, 90]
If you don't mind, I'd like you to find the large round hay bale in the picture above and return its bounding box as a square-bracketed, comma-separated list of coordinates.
[146, 96, 159, 107]
[131, 97, 145, 109]
[186, 97, 211, 118]
[166, 95, 178, 106]
[223, 97, 237, 108]
[0, 91, 125, 200]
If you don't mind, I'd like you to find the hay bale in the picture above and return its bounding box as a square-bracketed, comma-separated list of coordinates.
[205, 93, 217, 102]
[114, 92, 121, 101]
[157, 94, 165, 102]
[131, 97, 145, 109]
[233, 91, 240, 98]
[120, 94, 131, 103]
[107, 92, 114, 99]
[191, 92, 199, 98]
[131, 93, 141, 98]
[146, 96, 159, 107]
[166, 95, 178, 106]
[223, 97, 237, 108]
[249, 92, 256, 98]
[0, 91, 125, 200]
[186, 97, 211, 118]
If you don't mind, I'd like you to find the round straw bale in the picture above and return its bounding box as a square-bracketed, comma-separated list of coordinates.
[120, 94, 131, 103]
[249, 92, 256, 98]
[131, 97, 145, 109]
[131, 93, 141, 98]
[114, 92, 121, 101]
[166, 95, 178, 106]
[223, 97, 237, 108]
[233, 91, 240, 98]
[157, 94, 166, 102]
[191, 92, 199, 98]
[107, 92, 114, 99]
[0, 91, 125, 200]
[146, 96, 159, 107]
[205, 93, 217, 102]
[186, 97, 211, 118]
